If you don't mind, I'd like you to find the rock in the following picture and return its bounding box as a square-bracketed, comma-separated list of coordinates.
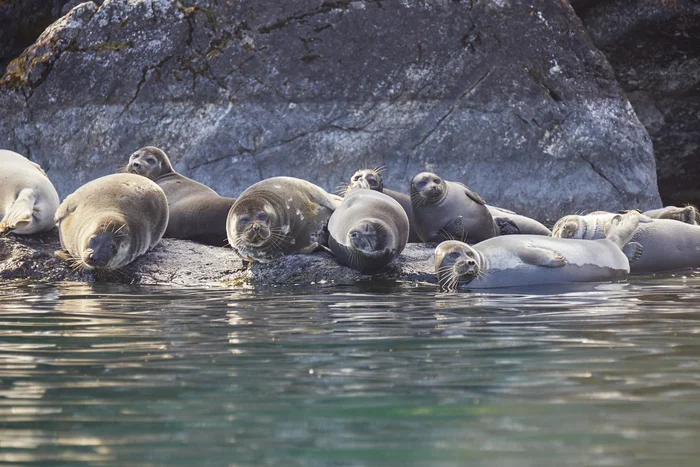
[573, 0, 700, 207]
[0, 232, 436, 286]
[0, 0, 661, 225]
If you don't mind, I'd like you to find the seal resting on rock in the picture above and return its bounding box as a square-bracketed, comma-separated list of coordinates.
[328, 187, 409, 273]
[410, 172, 497, 244]
[486, 205, 552, 236]
[642, 205, 698, 225]
[435, 211, 640, 290]
[0, 149, 59, 236]
[126, 146, 236, 246]
[552, 211, 700, 274]
[226, 177, 342, 263]
[54, 173, 168, 271]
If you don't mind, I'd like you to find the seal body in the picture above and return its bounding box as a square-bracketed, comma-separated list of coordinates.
[54, 173, 168, 271]
[0, 150, 59, 235]
[127, 147, 236, 246]
[643, 206, 698, 225]
[435, 212, 639, 290]
[226, 177, 342, 262]
[328, 189, 409, 273]
[553, 211, 700, 273]
[410, 172, 497, 244]
[486, 205, 552, 236]
[345, 168, 420, 242]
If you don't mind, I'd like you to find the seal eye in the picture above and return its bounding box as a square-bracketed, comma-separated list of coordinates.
[239, 217, 250, 225]
[416, 181, 426, 189]
[349, 231, 359, 238]
[448, 252, 462, 260]
[352, 175, 360, 181]
[368, 179, 377, 186]
[110, 244, 117, 252]
[257, 212, 268, 222]
[146, 158, 156, 164]
[433, 178, 441, 184]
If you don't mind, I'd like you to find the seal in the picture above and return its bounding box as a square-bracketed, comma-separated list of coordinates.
[54, 173, 169, 271]
[409, 172, 497, 244]
[226, 176, 342, 263]
[0, 149, 59, 235]
[435, 211, 639, 290]
[642, 205, 698, 225]
[126, 146, 236, 246]
[486, 205, 552, 236]
[344, 167, 420, 242]
[328, 188, 409, 273]
[552, 211, 700, 274]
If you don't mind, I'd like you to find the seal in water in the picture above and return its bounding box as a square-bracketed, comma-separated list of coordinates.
[54, 173, 168, 271]
[344, 167, 420, 242]
[126, 146, 236, 246]
[328, 188, 409, 273]
[434, 211, 640, 290]
[409, 172, 497, 244]
[552, 211, 700, 273]
[0, 150, 59, 235]
[642, 205, 698, 225]
[226, 176, 342, 262]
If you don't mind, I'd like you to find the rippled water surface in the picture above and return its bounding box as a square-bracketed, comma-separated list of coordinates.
[1, 276, 700, 466]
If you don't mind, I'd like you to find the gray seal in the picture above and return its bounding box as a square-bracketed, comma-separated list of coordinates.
[410, 172, 497, 244]
[226, 176, 342, 263]
[486, 205, 552, 236]
[328, 188, 409, 273]
[435, 211, 639, 290]
[642, 205, 698, 225]
[127, 146, 236, 246]
[54, 173, 169, 271]
[0, 150, 59, 235]
[553, 211, 700, 274]
[344, 167, 420, 242]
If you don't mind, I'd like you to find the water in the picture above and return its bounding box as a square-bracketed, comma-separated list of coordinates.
[1, 277, 700, 466]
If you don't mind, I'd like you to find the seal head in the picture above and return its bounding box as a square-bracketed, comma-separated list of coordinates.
[126, 146, 173, 180]
[434, 240, 483, 290]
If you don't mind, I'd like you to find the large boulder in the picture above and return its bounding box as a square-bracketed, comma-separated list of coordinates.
[573, 0, 700, 207]
[0, 0, 661, 224]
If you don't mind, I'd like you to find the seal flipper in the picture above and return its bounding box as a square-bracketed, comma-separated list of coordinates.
[441, 216, 468, 242]
[604, 211, 640, 249]
[54, 250, 72, 262]
[520, 245, 568, 268]
[495, 218, 520, 235]
[623, 241, 644, 264]
[454, 182, 486, 205]
[0, 188, 37, 233]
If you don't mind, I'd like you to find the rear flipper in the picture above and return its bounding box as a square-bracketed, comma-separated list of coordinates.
[520, 245, 568, 268]
[623, 241, 643, 264]
[604, 211, 640, 249]
[0, 189, 36, 234]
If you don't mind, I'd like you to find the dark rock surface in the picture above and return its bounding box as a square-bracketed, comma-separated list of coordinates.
[573, 0, 700, 207]
[0, 0, 660, 225]
[0, 232, 436, 286]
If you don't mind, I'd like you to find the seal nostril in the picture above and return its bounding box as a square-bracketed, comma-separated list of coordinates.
[468, 260, 475, 265]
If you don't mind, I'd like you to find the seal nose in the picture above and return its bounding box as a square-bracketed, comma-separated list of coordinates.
[132, 161, 141, 168]
[467, 259, 475, 266]
[430, 185, 438, 194]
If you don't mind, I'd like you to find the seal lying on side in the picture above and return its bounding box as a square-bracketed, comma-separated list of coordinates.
[642, 205, 698, 225]
[435, 211, 639, 290]
[328, 188, 409, 273]
[127, 146, 236, 246]
[54, 173, 169, 271]
[410, 172, 497, 244]
[552, 211, 700, 274]
[226, 177, 342, 263]
[486, 205, 552, 236]
[344, 168, 420, 242]
[0, 150, 59, 235]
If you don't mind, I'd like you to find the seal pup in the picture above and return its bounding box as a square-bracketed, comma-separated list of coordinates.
[642, 205, 698, 225]
[486, 205, 552, 236]
[0, 150, 59, 235]
[54, 173, 168, 271]
[410, 172, 497, 244]
[435, 211, 640, 290]
[226, 177, 342, 263]
[126, 146, 236, 246]
[553, 211, 700, 274]
[343, 167, 421, 242]
[328, 188, 409, 273]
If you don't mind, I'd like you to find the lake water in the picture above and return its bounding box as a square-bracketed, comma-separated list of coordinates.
[1, 276, 700, 466]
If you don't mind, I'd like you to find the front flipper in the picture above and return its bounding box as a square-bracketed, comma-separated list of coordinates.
[54, 250, 72, 262]
[454, 182, 486, 205]
[520, 245, 568, 268]
[441, 216, 467, 242]
[495, 218, 520, 235]
[623, 241, 643, 264]
[1, 188, 37, 232]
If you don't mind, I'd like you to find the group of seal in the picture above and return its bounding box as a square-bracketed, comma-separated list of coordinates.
[5, 145, 700, 289]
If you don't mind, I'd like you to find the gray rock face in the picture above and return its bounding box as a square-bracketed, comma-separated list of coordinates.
[573, 0, 700, 207]
[0, 0, 661, 225]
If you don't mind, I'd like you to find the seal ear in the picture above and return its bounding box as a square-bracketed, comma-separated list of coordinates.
[455, 182, 486, 205]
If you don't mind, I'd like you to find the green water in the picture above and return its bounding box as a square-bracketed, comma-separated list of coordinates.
[1, 277, 700, 466]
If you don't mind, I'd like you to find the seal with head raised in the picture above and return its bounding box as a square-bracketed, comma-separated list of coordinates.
[0, 150, 60, 236]
[343, 167, 420, 242]
[435, 211, 639, 290]
[54, 173, 169, 271]
[328, 187, 409, 273]
[126, 146, 236, 246]
[642, 205, 698, 225]
[226, 176, 342, 263]
[410, 171, 497, 244]
[553, 210, 700, 274]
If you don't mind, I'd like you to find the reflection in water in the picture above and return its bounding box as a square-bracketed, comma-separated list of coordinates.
[0, 278, 699, 465]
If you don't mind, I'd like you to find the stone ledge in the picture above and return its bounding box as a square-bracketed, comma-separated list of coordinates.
[0, 232, 436, 286]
